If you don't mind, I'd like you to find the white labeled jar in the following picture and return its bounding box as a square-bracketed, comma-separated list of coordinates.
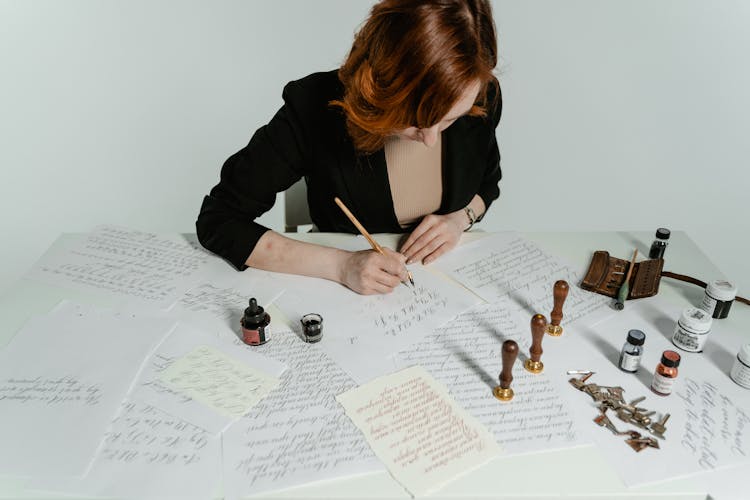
[672, 308, 712, 352]
[700, 280, 738, 320]
[730, 344, 750, 389]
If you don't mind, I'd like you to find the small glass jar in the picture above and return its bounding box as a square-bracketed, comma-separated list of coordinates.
[672, 307, 712, 352]
[730, 344, 750, 390]
[300, 313, 323, 343]
[700, 279, 738, 320]
[619, 329, 646, 373]
[652, 350, 681, 396]
[648, 228, 671, 259]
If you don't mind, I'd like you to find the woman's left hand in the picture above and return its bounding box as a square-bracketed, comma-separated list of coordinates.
[400, 211, 466, 265]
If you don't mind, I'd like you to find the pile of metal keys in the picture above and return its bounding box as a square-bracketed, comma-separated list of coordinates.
[568, 372, 670, 452]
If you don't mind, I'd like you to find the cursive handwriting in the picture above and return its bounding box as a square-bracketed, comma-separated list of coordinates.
[369, 286, 450, 337]
[160, 345, 279, 418]
[0, 375, 101, 406]
[337, 366, 500, 496]
[100, 401, 210, 467]
[176, 283, 245, 320]
[33, 225, 210, 304]
[224, 329, 381, 495]
[437, 234, 609, 323]
[676, 378, 750, 470]
[395, 301, 580, 453]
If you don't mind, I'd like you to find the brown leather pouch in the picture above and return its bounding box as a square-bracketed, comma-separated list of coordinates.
[581, 251, 664, 299]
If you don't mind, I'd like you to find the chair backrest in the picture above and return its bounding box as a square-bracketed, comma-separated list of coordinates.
[284, 178, 313, 232]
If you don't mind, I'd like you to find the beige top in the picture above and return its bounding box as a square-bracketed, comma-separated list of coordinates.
[384, 135, 443, 228]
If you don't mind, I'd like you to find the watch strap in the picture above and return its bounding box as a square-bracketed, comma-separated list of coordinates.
[464, 207, 477, 232]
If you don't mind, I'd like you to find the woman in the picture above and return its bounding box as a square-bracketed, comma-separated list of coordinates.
[197, 0, 502, 295]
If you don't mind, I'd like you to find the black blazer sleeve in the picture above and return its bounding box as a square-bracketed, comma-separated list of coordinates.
[196, 81, 312, 270]
[476, 82, 502, 217]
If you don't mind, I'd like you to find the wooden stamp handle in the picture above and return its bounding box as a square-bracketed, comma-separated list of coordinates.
[550, 280, 569, 327]
[500, 340, 518, 389]
[530, 314, 547, 362]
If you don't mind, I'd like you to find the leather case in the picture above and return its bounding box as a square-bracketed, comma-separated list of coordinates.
[581, 251, 663, 299]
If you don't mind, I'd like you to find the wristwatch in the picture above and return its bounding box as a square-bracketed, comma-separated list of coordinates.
[464, 207, 477, 232]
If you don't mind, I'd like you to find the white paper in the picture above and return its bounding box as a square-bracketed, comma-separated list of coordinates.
[222, 327, 383, 498]
[132, 322, 285, 434]
[273, 266, 481, 383]
[337, 365, 501, 497]
[31, 400, 221, 499]
[0, 301, 176, 476]
[560, 298, 750, 486]
[680, 461, 750, 500]
[25, 225, 215, 309]
[169, 268, 285, 338]
[432, 232, 611, 326]
[394, 301, 587, 455]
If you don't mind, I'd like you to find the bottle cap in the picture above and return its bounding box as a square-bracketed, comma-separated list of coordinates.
[626, 329, 646, 346]
[243, 298, 266, 324]
[678, 307, 712, 334]
[661, 350, 681, 368]
[738, 344, 750, 366]
[706, 280, 737, 302]
[655, 228, 671, 240]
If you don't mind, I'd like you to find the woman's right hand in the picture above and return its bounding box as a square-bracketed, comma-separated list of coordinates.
[339, 248, 408, 295]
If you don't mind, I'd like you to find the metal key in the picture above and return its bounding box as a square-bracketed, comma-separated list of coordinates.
[650, 413, 670, 439]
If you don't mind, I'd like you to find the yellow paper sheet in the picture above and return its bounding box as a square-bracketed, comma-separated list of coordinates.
[336, 365, 501, 497]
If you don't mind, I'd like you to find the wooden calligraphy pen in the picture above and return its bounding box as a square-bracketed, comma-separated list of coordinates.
[334, 197, 414, 287]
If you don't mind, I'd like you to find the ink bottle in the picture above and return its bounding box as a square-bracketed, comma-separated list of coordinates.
[648, 228, 670, 259]
[300, 313, 323, 343]
[651, 350, 681, 396]
[618, 329, 646, 373]
[672, 307, 712, 353]
[730, 344, 750, 390]
[240, 298, 271, 346]
[699, 279, 737, 319]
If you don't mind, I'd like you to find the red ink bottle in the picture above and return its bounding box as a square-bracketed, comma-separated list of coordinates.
[651, 350, 680, 396]
[240, 298, 271, 345]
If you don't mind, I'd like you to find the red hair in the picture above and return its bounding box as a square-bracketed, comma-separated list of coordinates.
[332, 0, 498, 153]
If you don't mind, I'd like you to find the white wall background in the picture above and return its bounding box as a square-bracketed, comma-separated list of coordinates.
[1, 0, 748, 296]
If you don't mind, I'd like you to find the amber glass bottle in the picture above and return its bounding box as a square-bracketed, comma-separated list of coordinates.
[651, 350, 681, 396]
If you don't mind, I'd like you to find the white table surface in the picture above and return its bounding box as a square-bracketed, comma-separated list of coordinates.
[0, 230, 747, 500]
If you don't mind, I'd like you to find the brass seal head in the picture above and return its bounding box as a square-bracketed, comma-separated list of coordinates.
[546, 324, 563, 336]
[493, 386, 514, 401]
[524, 359, 544, 374]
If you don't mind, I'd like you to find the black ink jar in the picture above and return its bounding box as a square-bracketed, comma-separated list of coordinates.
[648, 228, 670, 259]
[301, 313, 323, 343]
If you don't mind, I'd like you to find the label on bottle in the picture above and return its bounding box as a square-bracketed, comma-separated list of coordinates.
[242, 325, 271, 346]
[699, 294, 717, 316]
[651, 372, 675, 395]
[619, 351, 641, 372]
[730, 356, 750, 389]
[672, 322, 708, 352]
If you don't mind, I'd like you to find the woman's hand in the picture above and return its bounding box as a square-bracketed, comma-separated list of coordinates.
[339, 248, 408, 295]
[400, 211, 466, 265]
